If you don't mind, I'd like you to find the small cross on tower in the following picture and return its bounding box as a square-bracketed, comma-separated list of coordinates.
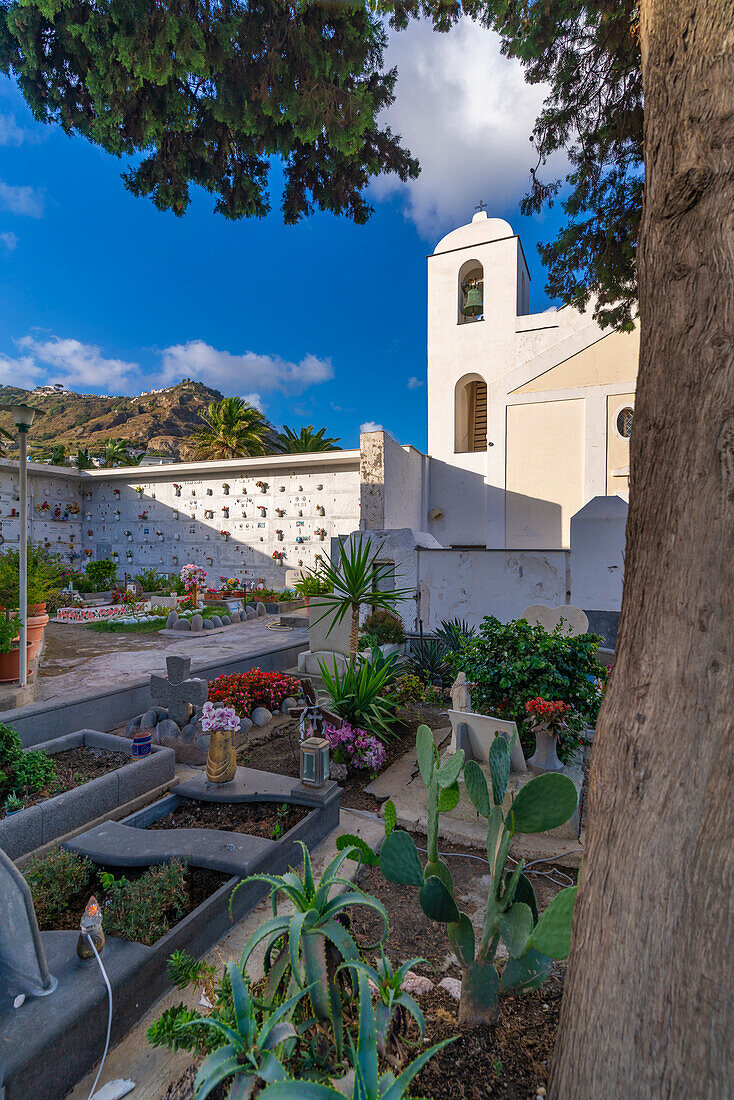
[475, 199, 488, 213]
[288, 678, 342, 740]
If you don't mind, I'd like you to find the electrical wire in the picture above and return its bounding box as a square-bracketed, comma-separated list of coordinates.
[85, 933, 113, 1100]
[343, 807, 580, 888]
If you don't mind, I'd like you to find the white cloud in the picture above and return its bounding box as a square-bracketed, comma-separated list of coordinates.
[371, 17, 560, 238]
[0, 180, 44, 217]
[360, 422, 384, 433]
[407, 376, 424, 389]
[0, 113, 42, 147]
[17, 334, 142, 392]
[156, 340, 333, 396]
[0, 231, 18, 251]
[0, 333, 334, 402]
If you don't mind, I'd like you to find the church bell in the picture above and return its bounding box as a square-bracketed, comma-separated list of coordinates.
[462, 282, 483, 317]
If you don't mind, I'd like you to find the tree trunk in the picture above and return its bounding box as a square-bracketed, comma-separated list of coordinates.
[350, 604, 359, 657]
[551, 1, 734, 1095]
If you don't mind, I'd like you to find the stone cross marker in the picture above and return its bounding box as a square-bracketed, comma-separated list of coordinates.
[288, 678, 342, 739]
[150, 655, 208, 727]
[0, 848, 57, 999]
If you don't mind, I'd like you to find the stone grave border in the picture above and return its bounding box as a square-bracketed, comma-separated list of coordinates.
[0, 730, 175, 860]
[0, 776, 340, 1100]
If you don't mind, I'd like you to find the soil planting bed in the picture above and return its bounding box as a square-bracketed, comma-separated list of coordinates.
[164, 833, 574, 1099]
[239, 706, 450, 812]
[35, 861, 227, 939]
[146, 798, 310, 839]
[13, 745, 129, 809]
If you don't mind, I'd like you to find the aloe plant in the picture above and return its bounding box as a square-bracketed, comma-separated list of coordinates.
[179, 961, 308, 1100]
[258, 969, 454, 1100]
[319, 650, 399, 742]
[379, 726, 578, 1026]
[235, 841, 388, 1062]
[341, 950, 428, 1065]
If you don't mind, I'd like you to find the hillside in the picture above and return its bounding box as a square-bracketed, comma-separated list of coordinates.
[0, 380, 231, 461]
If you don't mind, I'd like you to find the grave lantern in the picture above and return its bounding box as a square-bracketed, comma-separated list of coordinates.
[77, 896, 105, 959]
[300, 736, 330, 788]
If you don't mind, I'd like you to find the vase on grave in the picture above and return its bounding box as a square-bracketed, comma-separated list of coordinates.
[527, 727, 564, 772]
[131, 729, 152, 758]
[203, 701, 238, 784]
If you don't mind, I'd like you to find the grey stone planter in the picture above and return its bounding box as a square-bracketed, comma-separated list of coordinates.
[0, 771, 340, 1100]
[0, 730, 175, 860]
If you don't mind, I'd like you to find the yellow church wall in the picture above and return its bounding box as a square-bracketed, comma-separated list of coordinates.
[512, 324, 639, 394]
[606, 393, 635, 495]
[506, 399, 585, 549]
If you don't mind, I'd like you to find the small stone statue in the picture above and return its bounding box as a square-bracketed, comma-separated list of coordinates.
[450, 672, 472, 713]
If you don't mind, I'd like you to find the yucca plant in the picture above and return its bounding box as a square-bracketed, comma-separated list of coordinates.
[406, 637, 449, 686]
[434, 618, 477, 654]
[235, 841, 388, 1062]
[179, 961, 309, 1100]
[306, 535, 413, 655]
[319, 652, 398, 743]
[259, 969, 454, 1100]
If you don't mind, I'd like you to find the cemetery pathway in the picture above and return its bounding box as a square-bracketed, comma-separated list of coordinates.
[34, 619, 306, 704]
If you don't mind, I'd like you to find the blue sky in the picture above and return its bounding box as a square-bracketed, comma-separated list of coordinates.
[0, 17, 566, 453]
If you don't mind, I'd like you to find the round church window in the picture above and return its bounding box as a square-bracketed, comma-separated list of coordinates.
[616, 406, 634, 438]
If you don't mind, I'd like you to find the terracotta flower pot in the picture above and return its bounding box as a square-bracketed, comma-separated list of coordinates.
[28, 602, 47, 616]
[26, 611, 50, 660]
[0, 641, 33, 683]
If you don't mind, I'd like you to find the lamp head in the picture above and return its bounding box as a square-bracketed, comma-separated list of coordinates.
[1, 403, 42, 432]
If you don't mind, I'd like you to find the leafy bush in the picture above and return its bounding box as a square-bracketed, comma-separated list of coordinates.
[360, 609, 405, 646]
[0, 544, 68, 608]
[25, 847, 92, 924]
[134, 568, 175, 592]
[84, 558, 118, 590]
[394, 673, 448, 708]
[319, 652, 399, 742]
[0, 722, 22, 767]
[103, 861, 188, 945]
[294, 573, 331, 597]
[208, 669, 301, 715]
[13, 750, 56, 793]
[451, 616, 606, 754]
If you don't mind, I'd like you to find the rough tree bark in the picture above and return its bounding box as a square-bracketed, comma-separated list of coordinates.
[550, 0, 734, 1095]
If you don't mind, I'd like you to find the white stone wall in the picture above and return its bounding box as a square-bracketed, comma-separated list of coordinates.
[0, 461, 83, 566]
[81, 454, 361, 588]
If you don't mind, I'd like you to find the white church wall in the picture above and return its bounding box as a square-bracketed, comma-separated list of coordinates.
[570, 495, 627, 612]
[360, 431, 427, 533]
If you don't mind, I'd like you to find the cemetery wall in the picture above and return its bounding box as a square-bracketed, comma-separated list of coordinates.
[80, 451, 362, 588]
[0, 460, 82, 567]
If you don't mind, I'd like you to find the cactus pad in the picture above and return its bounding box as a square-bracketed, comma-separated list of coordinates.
[489, 735, 511, 805]
[464, 759, 491, 817]
[416, 724, 435, 787]
[508, 772, 577, 833]
[498, 901, 533, 958]
[380, 830, 424, 887]
[437, 749, 464, 789]
[501, 947, 553, 992]
[438, 781, 461, 813]
[419, 875, 460, 923]
[448, 913, 475, 966]
[530, 884, 577, 959]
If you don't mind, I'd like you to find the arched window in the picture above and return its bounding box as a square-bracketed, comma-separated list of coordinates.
[458, 259, 484, 324]
[454, 374, 488, 453]
[616, 406, 634, 439]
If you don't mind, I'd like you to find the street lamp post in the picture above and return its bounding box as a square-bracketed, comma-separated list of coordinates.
[3, 404, 40, 686]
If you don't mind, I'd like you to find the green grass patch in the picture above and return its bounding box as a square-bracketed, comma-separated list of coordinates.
[86, 617, 168, 634]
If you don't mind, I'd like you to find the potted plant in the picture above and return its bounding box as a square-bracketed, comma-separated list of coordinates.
[5, 791, 24, 816]
[525, 697, 572, 771]
[0, 614, 31, 683]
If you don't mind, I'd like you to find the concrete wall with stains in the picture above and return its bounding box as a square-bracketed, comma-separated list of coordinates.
[416, 547, 570, 630]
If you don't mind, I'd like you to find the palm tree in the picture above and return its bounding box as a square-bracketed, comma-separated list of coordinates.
[75, 447, 94, 470]
[196, 397, 269, 459]
[308, 534, 413, 656]
[100, 439, 132, 468]
[0, 427, 14, 454]
[50, 445, 66, 466]
[273, 424, 340, 453]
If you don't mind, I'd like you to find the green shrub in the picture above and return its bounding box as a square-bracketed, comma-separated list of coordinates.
[394, 673, 447, 708]
[0, 722, 22, 767]
[0, 616, 17, 655]
[451, 616, 606, 756]
[360, 609, 405, 646]
[0, 544, 67, 608]
[319, 651, 399, 742]
[84, 558, 118, 590]
[14, 750, 56, 793]
[103, 861, 188, 945]
[25, 848, 92, 924]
